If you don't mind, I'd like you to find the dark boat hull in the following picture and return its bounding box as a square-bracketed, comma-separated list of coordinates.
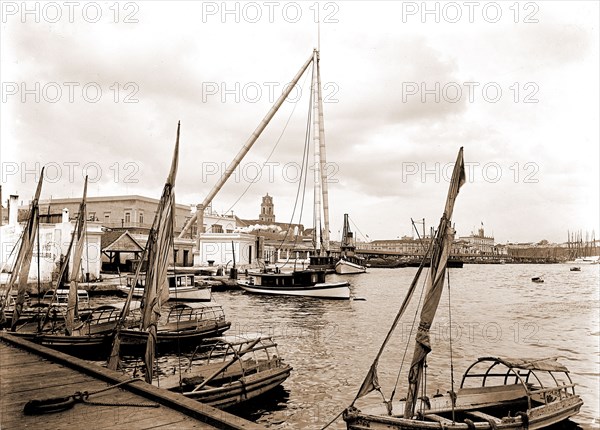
[119, 321, 231, 355]
[10, 331, 113, 360]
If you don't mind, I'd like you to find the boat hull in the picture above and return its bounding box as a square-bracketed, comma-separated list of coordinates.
[344, 395, 583, 430]
[237, 281, 351, 299]
[181, 365, 292, 408]
[10, 331, 113, 360]
[335, 259, 366, 274]
[119, 321, 231, 355]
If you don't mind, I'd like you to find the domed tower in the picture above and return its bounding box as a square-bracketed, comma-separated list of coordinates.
[259, 193, 275, 223]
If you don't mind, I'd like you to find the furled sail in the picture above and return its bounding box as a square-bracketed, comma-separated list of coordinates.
[404, 147, 465, 418]
[65, 177, 88, 335]
[139, 123, 179, 382]
[3, 168, 45, 329]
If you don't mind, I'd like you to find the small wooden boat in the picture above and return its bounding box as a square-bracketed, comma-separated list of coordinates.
[569, 267, 581, 272]
[342, 149, 583, 430]
[160, 335, 292, 408]
[345, 357, 583, 429]
[11, 302, 141, 359]
[531, 276, 544, 283]
[118, 302, 231, 355]
[237, 269, 351, 299]
[117, 273, 211, 301]
[335, 257, 367, 274]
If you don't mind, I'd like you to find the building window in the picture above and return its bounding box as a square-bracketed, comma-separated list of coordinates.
[125, 212, 131, 223]
[212, 224, 223, 233]
[89, 212, 96, 221]
[139, 212, 144, 224]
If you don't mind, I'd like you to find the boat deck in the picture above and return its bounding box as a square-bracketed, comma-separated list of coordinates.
[0, 332, 263, 429]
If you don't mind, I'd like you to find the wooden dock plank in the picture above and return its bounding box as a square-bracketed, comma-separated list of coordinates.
[0, 333, 264, 430]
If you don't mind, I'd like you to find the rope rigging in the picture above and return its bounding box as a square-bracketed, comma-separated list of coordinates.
[200, 69, 311, 231]
[274, 61, 315, 267]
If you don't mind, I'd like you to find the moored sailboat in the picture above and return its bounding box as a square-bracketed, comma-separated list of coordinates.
[342, 148, 583, 429]
[9, 177, 136, 359]
[335, 214, 367, 274]
[108, 123, 231, 372]
[237, 49, 351, 299]
[0, 168, 45, 329]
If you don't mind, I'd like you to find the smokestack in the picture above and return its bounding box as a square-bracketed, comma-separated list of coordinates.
[8, 195, 18, 226]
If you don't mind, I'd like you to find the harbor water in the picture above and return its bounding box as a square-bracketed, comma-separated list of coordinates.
[101, 263, 599, 429]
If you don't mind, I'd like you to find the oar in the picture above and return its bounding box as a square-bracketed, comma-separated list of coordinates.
[191, 337, 261, 393]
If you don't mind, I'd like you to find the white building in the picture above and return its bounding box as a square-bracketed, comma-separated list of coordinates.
[197, 232, 258, 269]
[1, 196, 102, 285]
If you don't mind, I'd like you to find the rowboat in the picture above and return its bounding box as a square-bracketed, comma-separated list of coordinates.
[11, 302, 141, 359]
[161, 334, 292, 408]
[345, 357, 583, 429]
[118, 302, 231, 355]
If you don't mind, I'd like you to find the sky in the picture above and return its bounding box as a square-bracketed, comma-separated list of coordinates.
[1, 1, 598, 244]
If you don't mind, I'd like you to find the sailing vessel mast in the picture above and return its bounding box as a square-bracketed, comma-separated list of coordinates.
[65, 177, 88, 335]
[108, 122, 180, 381]
[316, 49, 331, 254]
[312, 49, 323, 256]
[1, 168, 45, 329]
[403, 148, 465, 418]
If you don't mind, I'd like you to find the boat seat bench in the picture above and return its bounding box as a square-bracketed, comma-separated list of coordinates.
[464, 410, 502, 423]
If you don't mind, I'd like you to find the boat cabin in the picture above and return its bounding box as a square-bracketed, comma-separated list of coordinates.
[126, 273, 195, 289]
[247, 269, 327, 287]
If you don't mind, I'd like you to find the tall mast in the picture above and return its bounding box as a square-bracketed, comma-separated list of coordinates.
[311, 49, 322, 256]
[65, 176, 88, 335]
[316, 49, 330, 253]
[404, 148, 466, 419]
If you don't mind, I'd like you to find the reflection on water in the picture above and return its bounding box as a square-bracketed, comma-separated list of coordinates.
[97, 264, 600, 429]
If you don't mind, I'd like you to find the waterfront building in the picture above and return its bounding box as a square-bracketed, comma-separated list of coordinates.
[1, 197, 102, 284]
[31, 195, 192, 233]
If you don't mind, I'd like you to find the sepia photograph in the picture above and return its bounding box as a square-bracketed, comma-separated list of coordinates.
[0, 1, 598, 429]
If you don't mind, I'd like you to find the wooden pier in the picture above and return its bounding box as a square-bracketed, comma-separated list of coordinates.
[0, 332, 264, 430]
